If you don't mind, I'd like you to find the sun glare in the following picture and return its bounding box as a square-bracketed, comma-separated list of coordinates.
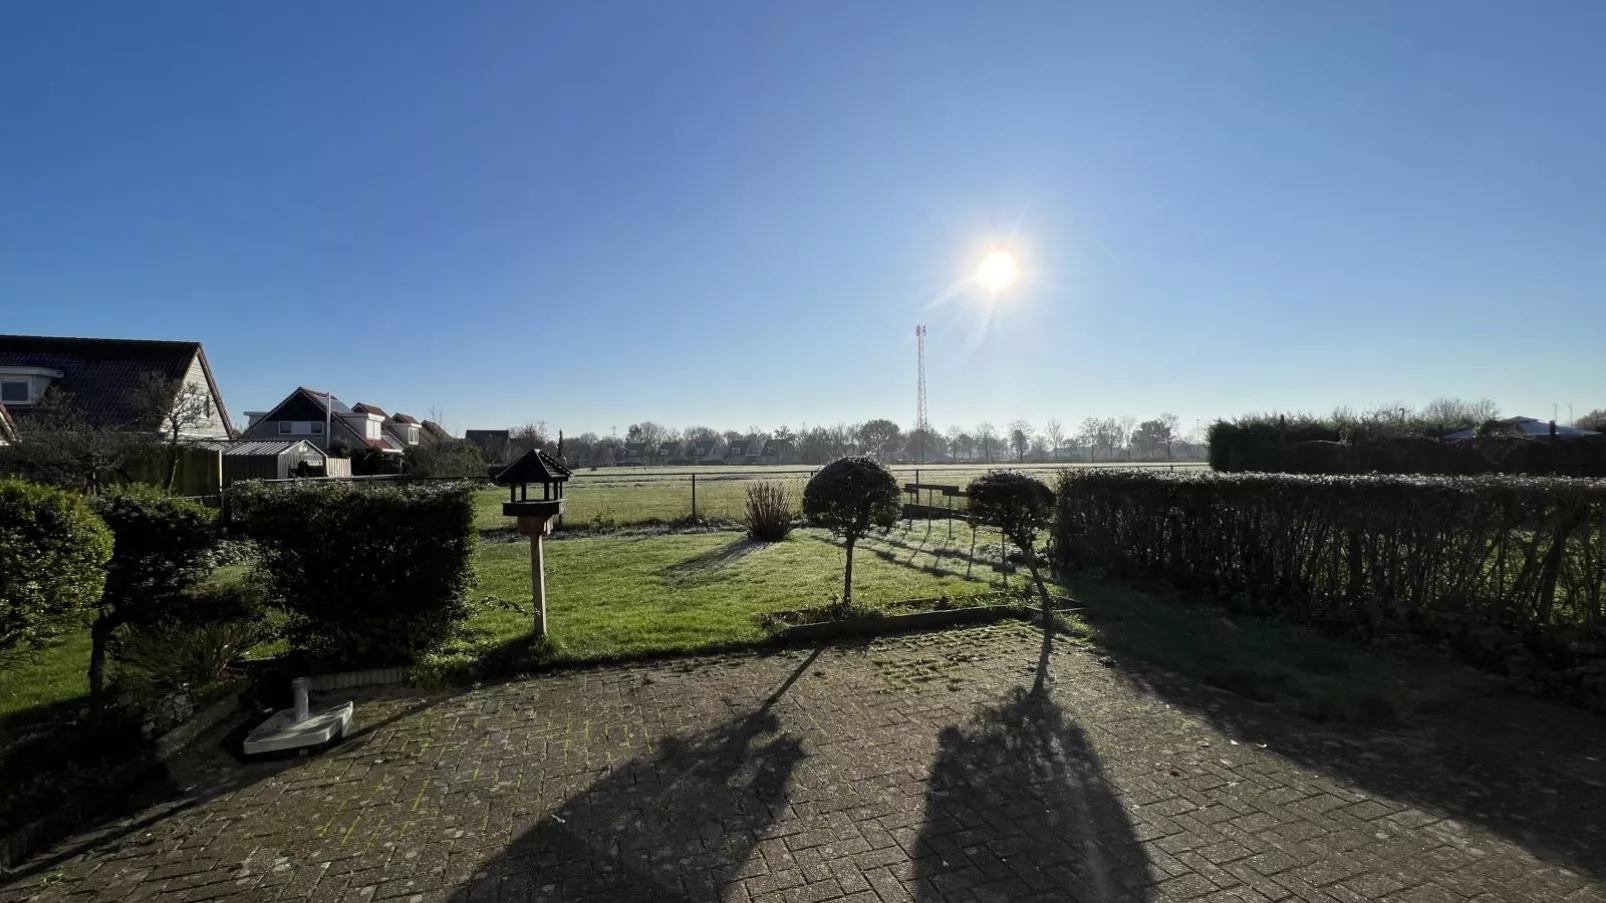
[976, 250, 1018, 293]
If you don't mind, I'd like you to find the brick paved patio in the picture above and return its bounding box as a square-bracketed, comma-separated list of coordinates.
[3, 622, 1604, 902]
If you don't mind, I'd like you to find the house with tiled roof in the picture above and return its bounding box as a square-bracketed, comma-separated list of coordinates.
[0, 334, 235, 441]
[656, 440, 685, 463]
[240, 389, 441, 457]
[240, 388, 391, 456]
[725, 436, 767, 465]
[465, 429, 512, 461]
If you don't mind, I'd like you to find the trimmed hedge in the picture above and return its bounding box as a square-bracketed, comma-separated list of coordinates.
[0, 479, 114, 662]
[1053, 469, 1606, 709]
[229, 480, 476, 668]
[90, 488, 218, 711]
[1210, 416, 1606, 476]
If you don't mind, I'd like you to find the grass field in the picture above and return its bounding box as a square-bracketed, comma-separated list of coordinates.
[476, 460, 1207, 530]
[454, 522, 1019, 668]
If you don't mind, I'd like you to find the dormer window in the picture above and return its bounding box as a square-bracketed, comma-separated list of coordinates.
[0, 380, 27, 404]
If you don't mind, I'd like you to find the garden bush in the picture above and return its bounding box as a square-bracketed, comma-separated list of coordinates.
[1209, 414, 1606, 476]
[230, 480, 476, 667]
[114, 581, 272, 699]
[91, 488, 217, 713]
[0, 479, 113, 663]
[744, 481, 794, 542]
[1053, 469, 1606, 709]
[803, 456, 901, 612]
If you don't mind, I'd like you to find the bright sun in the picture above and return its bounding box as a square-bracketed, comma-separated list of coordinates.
[976, 250, 1018, 293]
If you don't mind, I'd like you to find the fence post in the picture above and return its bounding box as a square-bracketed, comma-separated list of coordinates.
[691, 473, 697, 521]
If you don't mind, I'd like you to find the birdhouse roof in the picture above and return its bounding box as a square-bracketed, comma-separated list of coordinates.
[495, 448, 572, 485]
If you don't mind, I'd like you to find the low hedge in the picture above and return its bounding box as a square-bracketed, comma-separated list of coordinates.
[0, 479, 113, 662]
[1053, 469, 1606, 709]
[229, 480, 476, 668]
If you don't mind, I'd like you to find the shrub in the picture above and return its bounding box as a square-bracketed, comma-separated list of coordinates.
[404, 439, 485, 478]
[230, 480, 476, 667]
[802, 456, 901, 611]
[114, 584, 271, 699]
[1052, 469, 1606, 710]
[0, 479, 113, 663]
[1209, 413, 1606, 476]
[967, 472, 1058, 667]
[744, 481, 794, 542]
[90, 488, 217, 714]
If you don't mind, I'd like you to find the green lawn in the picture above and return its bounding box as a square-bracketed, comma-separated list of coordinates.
[0, 632, 92, 728]
[455, 523, 1019, 666]
[475, 461, 1207, 530]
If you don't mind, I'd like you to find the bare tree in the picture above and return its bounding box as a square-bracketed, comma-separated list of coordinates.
[1421, 397, 1500, 432]
[2, 389, 141, 494]
[1043, 419, 1065, 460]
[975, 422, 998, 463]
[128, 371, 216, 494]
[1578, 409, 1606, 432]
[1077, 417, 1103, 462]
[1007, 420, 1032, 462]
[1117, 416, 1136, 461]
[627, 421, 668, 451]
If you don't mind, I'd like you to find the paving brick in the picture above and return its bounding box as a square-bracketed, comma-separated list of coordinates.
[0, 623, 1600, 903]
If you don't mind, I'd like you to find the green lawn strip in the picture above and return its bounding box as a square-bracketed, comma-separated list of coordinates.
[452, 526, 1011, 667]
[0, 632, 92, 729]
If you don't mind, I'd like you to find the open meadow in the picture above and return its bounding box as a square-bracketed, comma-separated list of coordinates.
[473, 460, 1206, 529]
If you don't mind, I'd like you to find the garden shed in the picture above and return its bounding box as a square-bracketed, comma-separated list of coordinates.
[223, 439, 329, 484]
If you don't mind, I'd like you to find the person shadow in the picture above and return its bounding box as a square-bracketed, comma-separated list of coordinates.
[444, 667, 810, 902]
[916, 684, 1154, 902]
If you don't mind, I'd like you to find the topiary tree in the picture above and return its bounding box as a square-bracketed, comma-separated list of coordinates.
[0, 479, 114, 664]
[802, 456, 901, 612]
[91, 487, 217, 715]
[967, 472, 1058, 689]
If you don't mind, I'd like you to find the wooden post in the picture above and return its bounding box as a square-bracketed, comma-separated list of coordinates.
[691, 473, 698, 520]
[531, 528, 548, 640]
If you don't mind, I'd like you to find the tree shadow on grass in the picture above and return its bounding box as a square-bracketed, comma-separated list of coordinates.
[662, 536, 768, 588]
[442, 651, 816, 902]
[1067, 576, 1606, 880]
[805, 532, 1006, 587]
[917, 684, 1153, 902]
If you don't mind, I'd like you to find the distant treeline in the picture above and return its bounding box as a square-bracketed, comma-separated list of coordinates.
[1210, 399, 1606, 477]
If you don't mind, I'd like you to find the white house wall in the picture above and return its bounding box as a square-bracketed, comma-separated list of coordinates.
[180, 353, 233, 439]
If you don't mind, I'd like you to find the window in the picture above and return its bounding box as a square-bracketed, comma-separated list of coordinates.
[0, 380, 27, 403]
[311, 422, 325, 435]
[279, 421, 292, 434]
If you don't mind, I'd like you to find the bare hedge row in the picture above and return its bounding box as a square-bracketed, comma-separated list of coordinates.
[1052, 470, 1606, 708]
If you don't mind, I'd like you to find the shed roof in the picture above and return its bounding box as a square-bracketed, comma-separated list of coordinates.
[225, 439, 326, 458]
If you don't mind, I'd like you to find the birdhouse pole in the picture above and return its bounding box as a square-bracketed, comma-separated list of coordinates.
[494, 449, 571, 645]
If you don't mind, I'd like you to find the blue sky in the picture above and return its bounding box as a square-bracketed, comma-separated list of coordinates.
[3, 2, 1604, 438]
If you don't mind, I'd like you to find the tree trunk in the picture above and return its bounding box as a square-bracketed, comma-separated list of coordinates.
[842, 538, 856, 611]
[1027, 551, 1056, 694]
[88, 613, 117, 721]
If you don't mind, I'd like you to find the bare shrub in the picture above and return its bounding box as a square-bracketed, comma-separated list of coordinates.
[745, 481, 794, 542]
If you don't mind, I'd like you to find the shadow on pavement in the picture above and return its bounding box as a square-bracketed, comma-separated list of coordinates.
[442, 652, 815, 902]
[1070, 578, 1606, 880]
[916, 685, 1153, 902]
